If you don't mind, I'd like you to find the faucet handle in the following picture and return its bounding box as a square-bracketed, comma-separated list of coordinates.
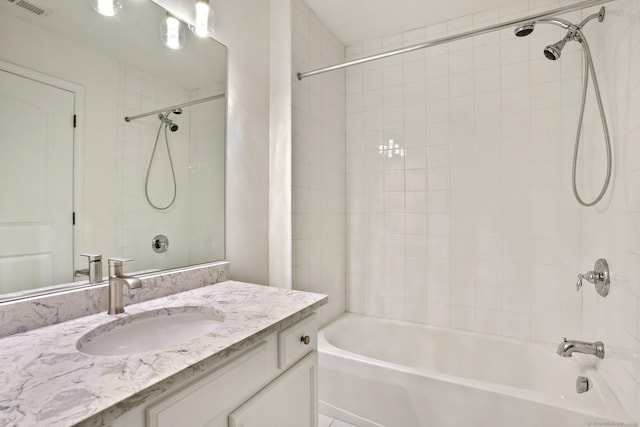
[80, 253, 102, 262]
[108, 257, 135, 276]
[576, 271, 595, 291]
[108, 257, 134, 265]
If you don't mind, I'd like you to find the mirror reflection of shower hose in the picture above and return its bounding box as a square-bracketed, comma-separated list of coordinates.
[145, 121, 177, 210]
[572, 29, 612, 207]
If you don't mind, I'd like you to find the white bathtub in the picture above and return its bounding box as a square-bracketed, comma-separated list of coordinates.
[318, 313, 630, 427]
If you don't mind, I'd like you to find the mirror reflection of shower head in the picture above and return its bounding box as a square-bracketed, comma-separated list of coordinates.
[158, 112, 179, 132]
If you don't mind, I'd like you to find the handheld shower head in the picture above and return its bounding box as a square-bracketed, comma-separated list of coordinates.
[544, 36, 569, 60]
[514, 9, 603, 62]
[158, 112, 179, 132]
[514, 23, 535, 37]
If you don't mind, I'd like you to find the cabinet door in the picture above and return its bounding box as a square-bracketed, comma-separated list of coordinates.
[146, 342, 270, 427]
[229, 351, 317, 427]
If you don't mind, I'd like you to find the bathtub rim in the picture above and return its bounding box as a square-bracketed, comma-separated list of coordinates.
[319, 312, 630, 423]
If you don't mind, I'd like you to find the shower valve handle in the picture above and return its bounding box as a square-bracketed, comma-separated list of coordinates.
[576, 271, 595, 291]
[575, 259, 610, 297]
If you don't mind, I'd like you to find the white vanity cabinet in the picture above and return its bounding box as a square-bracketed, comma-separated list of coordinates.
[110, 314, 318, 427]
[228, 352, 317, 427]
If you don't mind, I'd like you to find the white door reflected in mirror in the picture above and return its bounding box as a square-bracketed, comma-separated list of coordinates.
[0, 68, 74, 294]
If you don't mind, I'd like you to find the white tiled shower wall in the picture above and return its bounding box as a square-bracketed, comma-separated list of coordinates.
[345, 0, 586, 342]
[117, 69, 225, 273]
[342, 0, 640, 417]
[291, 0, 346, 326]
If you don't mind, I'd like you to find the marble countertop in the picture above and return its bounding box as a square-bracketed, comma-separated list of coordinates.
[0, 281, 327, 427]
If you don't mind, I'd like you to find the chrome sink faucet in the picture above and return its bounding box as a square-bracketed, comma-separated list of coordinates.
[557, 338, 605, 359]
[75, 253, 103, 284]
[108, 258, 142, 315]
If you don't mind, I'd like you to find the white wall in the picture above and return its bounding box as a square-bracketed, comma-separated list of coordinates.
[291, 0, 346, 326]
[212, 0, 271, 285]
[269, 0, 293, 289]
[579, 0, 640, 419]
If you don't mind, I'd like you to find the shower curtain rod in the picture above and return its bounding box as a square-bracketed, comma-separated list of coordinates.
[124, 93, 226, 123]
[297, 0, 615, 80]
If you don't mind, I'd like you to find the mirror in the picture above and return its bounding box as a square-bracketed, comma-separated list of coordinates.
[0, 0, 227, 302]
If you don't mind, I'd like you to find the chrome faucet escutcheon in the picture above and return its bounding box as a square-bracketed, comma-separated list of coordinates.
[108, 258, 142, 315]
[557, 338, 605, 359]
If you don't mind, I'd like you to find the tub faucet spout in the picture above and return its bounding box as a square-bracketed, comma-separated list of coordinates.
[557, 338, 604, 359]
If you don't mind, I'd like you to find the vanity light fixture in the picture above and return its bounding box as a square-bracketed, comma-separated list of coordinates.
[162, 13, 186, 50]
[88, 0, 122, 17]
[190, 0, 214, 37]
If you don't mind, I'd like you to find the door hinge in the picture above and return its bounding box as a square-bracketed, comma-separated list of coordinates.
[72, 212, 76, 225]
[73, 114, 77, 128]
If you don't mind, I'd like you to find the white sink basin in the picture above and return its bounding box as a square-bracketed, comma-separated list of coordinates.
[77, 306, 224, 356]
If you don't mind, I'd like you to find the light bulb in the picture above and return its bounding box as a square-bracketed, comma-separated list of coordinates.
[89, 0, 122, 16]
[162, 13, 186, 50]
[190, 0, 214, 37]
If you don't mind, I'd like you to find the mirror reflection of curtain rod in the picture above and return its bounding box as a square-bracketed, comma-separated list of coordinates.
[297, 0, 614, 80]
[124, 93, 226, 123]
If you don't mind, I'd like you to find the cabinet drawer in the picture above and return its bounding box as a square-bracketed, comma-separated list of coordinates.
[278, 314, 316, 369]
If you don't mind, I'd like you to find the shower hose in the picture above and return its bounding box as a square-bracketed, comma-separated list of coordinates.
[145, 122, 177, 210]
[572, 29, 612, 207]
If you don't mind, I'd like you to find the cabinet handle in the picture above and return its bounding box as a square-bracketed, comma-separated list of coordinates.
[300, 335, 311, 345]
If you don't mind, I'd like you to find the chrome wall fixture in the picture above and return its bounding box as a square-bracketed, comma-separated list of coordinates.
[557, 338, 605, 359]
[297, 0, 614, 80]
[152, 235, 169, 253]
[577, 258, 610, 297]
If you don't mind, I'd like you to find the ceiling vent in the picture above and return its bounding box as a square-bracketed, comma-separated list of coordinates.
[5, 0, 52, 17]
